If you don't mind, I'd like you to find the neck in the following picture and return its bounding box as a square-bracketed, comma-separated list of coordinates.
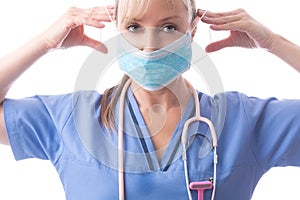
[131, 76, 191, 111]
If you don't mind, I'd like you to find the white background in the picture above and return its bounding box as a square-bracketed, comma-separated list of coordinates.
[1, 0, 300, 199]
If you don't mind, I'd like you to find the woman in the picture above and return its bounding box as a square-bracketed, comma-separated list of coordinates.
[1, 0, 300, 199]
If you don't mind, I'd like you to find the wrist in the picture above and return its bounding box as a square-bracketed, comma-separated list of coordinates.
[30, 34, 53, 56]
[265, 33, 285, 55]
[264, 32, 300, 72]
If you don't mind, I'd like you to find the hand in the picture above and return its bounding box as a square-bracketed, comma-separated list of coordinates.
[42, 6, 114, 53]
[198, 9, 275, 53]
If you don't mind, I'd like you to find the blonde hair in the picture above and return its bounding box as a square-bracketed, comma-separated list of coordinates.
[100, 0, 196, 132]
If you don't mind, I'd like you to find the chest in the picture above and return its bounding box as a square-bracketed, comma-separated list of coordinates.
[141, 106, 182, 160]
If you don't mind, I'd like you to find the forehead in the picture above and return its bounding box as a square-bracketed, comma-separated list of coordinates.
[117, 0, 189, 25]
[147, 0, 187, 11]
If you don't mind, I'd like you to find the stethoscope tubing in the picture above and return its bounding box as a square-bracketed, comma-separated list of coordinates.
[118, 80, 132, 200]
[118, 80, 218, 200]
[182, 81, 218, 200]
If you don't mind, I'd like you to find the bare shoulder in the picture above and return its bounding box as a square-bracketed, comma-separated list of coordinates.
[0, 103, 9, 145]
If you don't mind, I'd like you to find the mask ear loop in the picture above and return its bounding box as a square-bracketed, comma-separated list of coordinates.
[100, 5, 118, 40]
[199, 10, 213, 45]
[105, 5, 115, 24]
[191, 10, 208, 32]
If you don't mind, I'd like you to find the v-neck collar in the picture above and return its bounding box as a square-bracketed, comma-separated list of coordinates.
[125, 87, 196, 171]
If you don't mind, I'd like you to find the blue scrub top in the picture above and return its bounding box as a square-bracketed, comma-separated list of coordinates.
[3, 88, 300, 200]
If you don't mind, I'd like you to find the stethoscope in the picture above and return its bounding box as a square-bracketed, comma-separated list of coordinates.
[117, 80, 218, 200]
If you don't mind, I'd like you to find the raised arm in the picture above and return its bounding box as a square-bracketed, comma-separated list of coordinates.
[0, 6, 113, 102]
[0, 6, 115, 145]
[198, 8, 300, 72]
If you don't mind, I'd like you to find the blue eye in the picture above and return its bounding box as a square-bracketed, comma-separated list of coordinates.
[162, 25, 177, 33]
[127, 24, 141, 33]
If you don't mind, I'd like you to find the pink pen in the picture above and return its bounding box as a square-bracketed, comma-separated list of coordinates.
[189, 181, 213, 200]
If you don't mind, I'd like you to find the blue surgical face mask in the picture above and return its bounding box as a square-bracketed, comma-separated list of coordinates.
[118, 31, 192, 91]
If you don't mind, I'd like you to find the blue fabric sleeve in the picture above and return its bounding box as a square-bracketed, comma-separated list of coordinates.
[3, 93, 74, 163]
[241, 94, 300, 172]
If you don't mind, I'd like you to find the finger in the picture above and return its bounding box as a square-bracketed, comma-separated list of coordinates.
[72, 9, 109, 28]
[209, 20, 247, 32]
[85, 6, 115, 21]
[201, 14, 244, 26]
[64, 7, 110, 29]
[198, 8, 245, 19]
[82, 35, 108, 53]
[78, 19, 106, 29]
[87, 13, 114, 22]
[205, 37, 233, 53]
[106, 5, 115, 9]
[195, 9, 207, 21]
[105, 5, 115, 15]
[197, 9, 206, 16]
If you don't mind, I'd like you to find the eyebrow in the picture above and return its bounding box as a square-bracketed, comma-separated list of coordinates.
[159, 15, 184, 22]
[133, 15, 184, 23]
